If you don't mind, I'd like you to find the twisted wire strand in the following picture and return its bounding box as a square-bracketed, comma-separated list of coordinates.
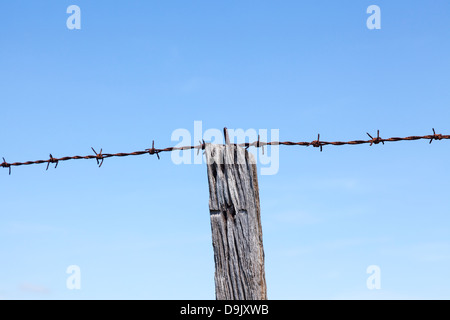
[1, 129, 448, 174]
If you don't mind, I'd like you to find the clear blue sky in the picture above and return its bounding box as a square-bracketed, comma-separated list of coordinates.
[1, 1, 450, 299]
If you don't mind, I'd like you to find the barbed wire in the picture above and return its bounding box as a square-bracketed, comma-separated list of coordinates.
[1, 128, 449, 175]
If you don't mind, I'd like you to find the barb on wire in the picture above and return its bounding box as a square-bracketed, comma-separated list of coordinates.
[309, 133, 323, 152]
[46, 154, 58, 170]
[367, 130, 384, 146]
[1, 128, 450, 175]
[91, 147, 104, 168]
[2, 157, 11, 175]
[197, 140, 206, 156]
[146, 140, 160, 160]
[257, 135, 265, 155]
[430, 128, 442, 144]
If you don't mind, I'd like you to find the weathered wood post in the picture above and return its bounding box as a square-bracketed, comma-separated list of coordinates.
[205, 128, 267, 300]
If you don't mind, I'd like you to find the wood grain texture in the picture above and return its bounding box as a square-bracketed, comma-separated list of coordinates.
[205, 143, 267, 300]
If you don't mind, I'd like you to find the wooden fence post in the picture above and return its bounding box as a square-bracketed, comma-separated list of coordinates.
[205, 138, 267, 300]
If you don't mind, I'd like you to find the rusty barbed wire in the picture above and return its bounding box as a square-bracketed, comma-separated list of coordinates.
[1, 128, 449, 174]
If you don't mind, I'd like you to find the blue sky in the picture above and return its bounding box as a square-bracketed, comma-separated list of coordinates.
[1, 1, 450, 299]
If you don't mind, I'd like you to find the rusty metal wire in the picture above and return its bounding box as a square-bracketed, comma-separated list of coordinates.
[1, 128, 449, 174]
